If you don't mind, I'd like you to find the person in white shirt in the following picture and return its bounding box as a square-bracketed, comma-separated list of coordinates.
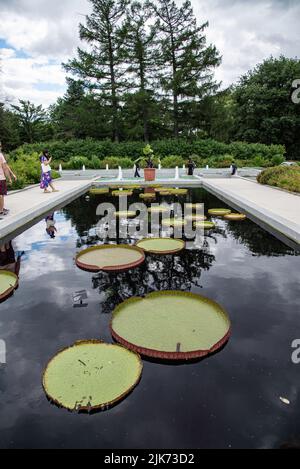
[39, 149, 59, 193]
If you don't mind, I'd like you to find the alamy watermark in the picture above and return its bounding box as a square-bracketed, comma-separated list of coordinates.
[94, 199, 207, 249]
[291, 339, 300, 364]
[0, 339, 6, 365]
[291, 79, 300, 104]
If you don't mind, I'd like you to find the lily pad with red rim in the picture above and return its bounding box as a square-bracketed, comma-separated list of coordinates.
[111, 291, 231, 360]
[76, 245, 145, 272]
[0, 270, 18, 301]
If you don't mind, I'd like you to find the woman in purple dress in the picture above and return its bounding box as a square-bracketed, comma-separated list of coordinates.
[39, 150, 58, 193]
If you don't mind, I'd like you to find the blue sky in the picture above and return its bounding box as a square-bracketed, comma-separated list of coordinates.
[0, 0, 299, 108]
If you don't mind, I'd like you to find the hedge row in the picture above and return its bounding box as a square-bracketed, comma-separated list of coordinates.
[10, 138, 285, 162]
[257, 165, 300, 193]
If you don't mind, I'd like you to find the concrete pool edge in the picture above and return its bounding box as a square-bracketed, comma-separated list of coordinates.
[202, 179, 300, 247]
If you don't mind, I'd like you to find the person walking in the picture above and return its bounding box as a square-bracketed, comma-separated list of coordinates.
[134, 162, 141, 178]
[187, 158, 196, 176]
[39, 150, 59, 193]
[0, 142, 17, 217]
[231, 161, 238, 176]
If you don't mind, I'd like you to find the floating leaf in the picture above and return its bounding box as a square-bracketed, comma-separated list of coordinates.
[208, 208, 232, 216]
[136, 238, 185, 255]
[89, 188, 109, 195]
[0, 271, 18, 301]
[76, 245, 145, 273]
[224, 213, 247, 221]
[115, 211, 137, 218]
[161, 218, 187, 227]
[194, 221, 216, 230]
[111, 291, 231, 360]
[43, 340, 142, 412]
[112, 190, 133, 197]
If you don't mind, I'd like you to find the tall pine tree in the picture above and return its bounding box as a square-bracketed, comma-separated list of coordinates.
[122, 1, 158, 142]
[64, 0, 129, 142]
[148, 0, 221, 137]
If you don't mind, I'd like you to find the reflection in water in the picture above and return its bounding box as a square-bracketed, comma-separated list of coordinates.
[93, 248, 216, 315]
[45, 213, 57, 239]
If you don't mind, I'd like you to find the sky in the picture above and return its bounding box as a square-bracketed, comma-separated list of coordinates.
[0, 0, 299, 108]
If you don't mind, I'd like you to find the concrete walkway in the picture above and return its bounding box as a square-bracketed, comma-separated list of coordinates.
[203, 178, 300, 245]
[0, 179, 91, 242]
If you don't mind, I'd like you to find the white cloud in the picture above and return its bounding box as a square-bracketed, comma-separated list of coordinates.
[0, 0, 299, 105]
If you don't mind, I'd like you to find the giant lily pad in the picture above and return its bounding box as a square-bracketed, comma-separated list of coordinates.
[112, 190, 133, 197]
[147, 206, 169, 214]
[42, 340, 142, 412]
[194, 221, 216, 230]
[0, 270, 18, 301]
[185, 214, 207, 222]
[89, 188, 109, 195]
[208, 208, 231, 216]
[161, 218, 187, 228]
[115, 211, 137, 218]
[136, 238, 185, 255]
[224, 213, 247, 221]
[185, 203, 202, 210]
[139, 193, 156, 200]
[76, 245, 145, 272]
[111, 291, 231, 360]
[169, 189, 188, 196]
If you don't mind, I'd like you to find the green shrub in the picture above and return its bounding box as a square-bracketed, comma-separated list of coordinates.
[7, 151, 60, 190]
[162, 155, 185, 168]
[257, 166, 300, 193]
[11, 138, 286, 164]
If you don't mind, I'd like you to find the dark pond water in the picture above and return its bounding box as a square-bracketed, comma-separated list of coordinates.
[0, 188, 299, 449]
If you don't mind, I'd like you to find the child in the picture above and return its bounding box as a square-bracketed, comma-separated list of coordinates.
[39, 150, 58, 193]
[0, 142, 17, 217]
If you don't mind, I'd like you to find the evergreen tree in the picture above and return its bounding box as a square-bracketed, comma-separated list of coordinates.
[64, 0, 130, 142]
[122, 1, 158, 142]
[148, 0, 221, 137]
[233, 56, 300, 159]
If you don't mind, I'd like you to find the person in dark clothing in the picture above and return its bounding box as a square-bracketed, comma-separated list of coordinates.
[187, 158, 196, 176]
[231, 162, 238, 176]
[134, 162, 141, 178]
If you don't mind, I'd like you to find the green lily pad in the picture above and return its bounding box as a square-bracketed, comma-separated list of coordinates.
[115, 211, 137, 218]
[169, 189, 188, 195]
[111, 291, 231, 360]
[147, 206, 169, 214]
[194, 221, 216, 230]
[185, 214, 207, 222]
[76, 245, 145, 272]
[185, 203, 202, 210]
[0, 270, 18, 301]
[136, 238, 185, 255]
[139, 193, 156, 200]
[112, 190, 133, 197]
[43, 340, 142, 412]
[208, 208, 232, 216]
[89, 188, 109, 195]
[161, 218, 187, 227]
[224, 213, 247, 221]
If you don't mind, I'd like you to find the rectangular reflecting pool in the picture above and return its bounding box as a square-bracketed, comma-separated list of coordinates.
[0, 188, 299, 449]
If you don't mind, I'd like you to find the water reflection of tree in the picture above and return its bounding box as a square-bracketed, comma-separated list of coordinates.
[63, 196, 100, 238]
[92, 248, 215, 314]
[226, 219, 299, 257]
